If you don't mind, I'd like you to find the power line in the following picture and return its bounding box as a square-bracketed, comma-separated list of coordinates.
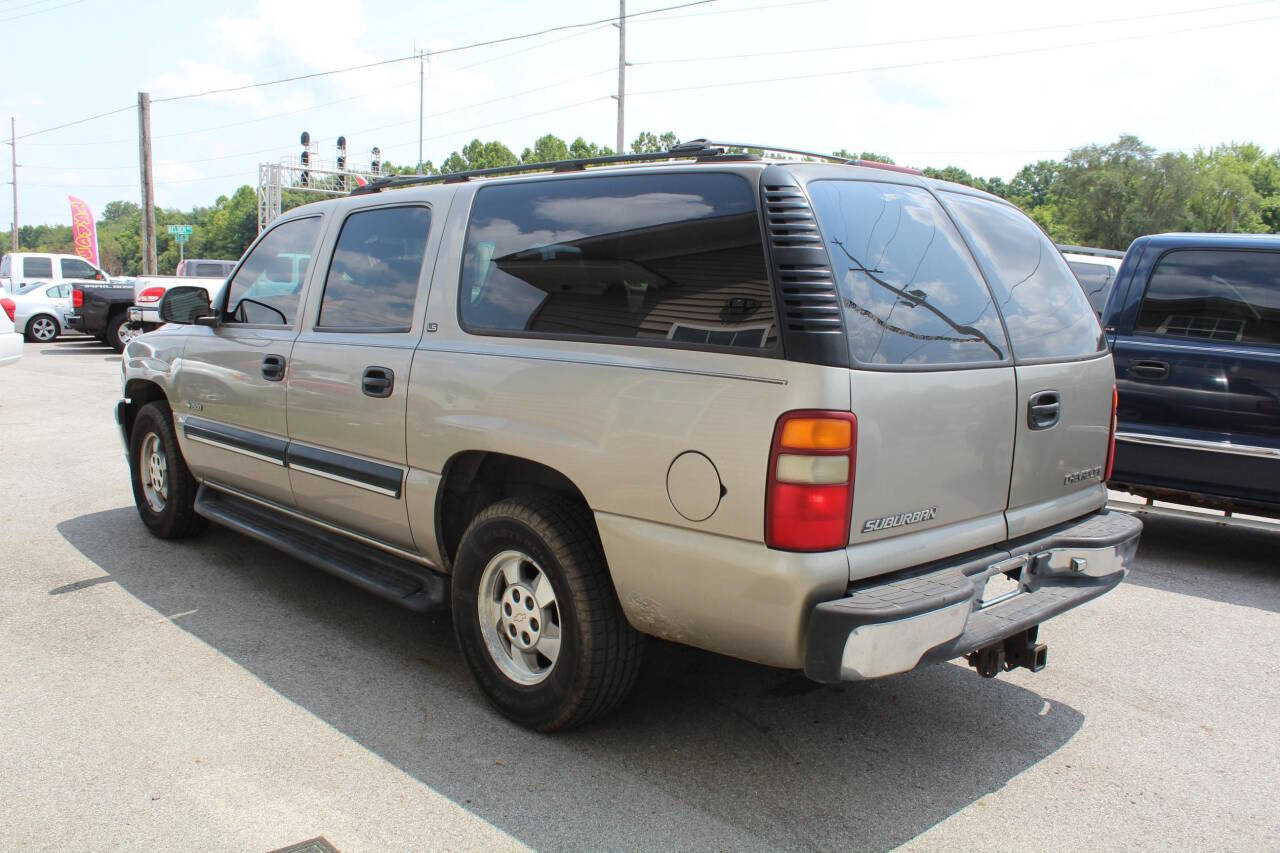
[0, 0, 84, 22]
[630, 12, 1280, 97]
[13, 104, 134, 142]
[150, 0, 719, 104]
[631, 0, 1279, 66]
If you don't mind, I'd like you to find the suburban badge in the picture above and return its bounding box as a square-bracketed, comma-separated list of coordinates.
[862, 507, 938, 534]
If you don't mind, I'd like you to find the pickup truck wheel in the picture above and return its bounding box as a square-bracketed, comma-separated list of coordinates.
[452, 496, 643, 731]
[106, 312, 138, 352]
[25, 314, 59, 342]
[129, 402, 208, 539]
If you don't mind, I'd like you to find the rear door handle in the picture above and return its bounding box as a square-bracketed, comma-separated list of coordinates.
[362, 366, 394, 398]
[1028, 390, 1061, 430]
[261, 353, 286, 382]
[1130, 360, 1170, 380]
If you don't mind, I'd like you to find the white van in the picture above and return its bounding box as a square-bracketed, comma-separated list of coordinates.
[0, 252, 111, 293]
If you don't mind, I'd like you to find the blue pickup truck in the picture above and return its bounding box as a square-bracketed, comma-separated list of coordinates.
[1101, 233, 1280, 516]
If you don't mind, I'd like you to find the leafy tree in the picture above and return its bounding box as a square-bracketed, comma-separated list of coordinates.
[441, 139, 519, 173]
[569, 137, 614, 159]
[631, 131, 679, 153]
[521, 134, 571, 164]
[833, 149, 896, 164]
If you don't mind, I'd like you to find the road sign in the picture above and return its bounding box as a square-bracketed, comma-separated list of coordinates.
[174, 232, 189, 245]
[167, 224, 192, 236]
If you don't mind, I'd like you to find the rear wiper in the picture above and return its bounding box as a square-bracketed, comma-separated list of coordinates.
[831, 239, 1003, 359]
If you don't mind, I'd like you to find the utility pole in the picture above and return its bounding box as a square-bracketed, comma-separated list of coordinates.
[417, 47, 424, 174]
[616, 0, 626, 155]
[8, 117, 16, 253]
[137, 92, 156, 276]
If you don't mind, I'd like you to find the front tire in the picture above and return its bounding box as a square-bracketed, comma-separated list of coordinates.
[452, 496, 643, 731]
[129, 401, 208, 539]
[25, 314, 59, 343]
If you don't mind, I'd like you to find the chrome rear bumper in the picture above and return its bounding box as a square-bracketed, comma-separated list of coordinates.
[805, 510, 1142, 681]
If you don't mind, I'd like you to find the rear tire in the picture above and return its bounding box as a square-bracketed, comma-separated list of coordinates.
[106, 312, 128, 351]
[25, 314, 59, 343]
[129, 401, 208, 539]
[452, 496, 643, 731]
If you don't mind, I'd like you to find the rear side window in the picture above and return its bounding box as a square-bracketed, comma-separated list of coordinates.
[318, 206, 431, 331]
[224, 217, 322, 325]
[60, 257, 98, 279]
[460, 173, 776, 351]
[807, 180, 1008, 366]
[1136, 249, 1280, 345]
[943, 193, 1105, 361]
[0, 256, 10, 277]
[23, 257, 52, 278]
[1067, 261, 1115, 315]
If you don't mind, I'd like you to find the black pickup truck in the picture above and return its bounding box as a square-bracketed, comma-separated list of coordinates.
[1102, 232, 1280, 516]
[70, 282, 137, 351]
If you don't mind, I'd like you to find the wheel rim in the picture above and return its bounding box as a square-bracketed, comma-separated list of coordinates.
[118, 322, 142, 346]
[139, 432, 169, 513]
[31, 317, 56, 341]
[477, 549, 562, 686]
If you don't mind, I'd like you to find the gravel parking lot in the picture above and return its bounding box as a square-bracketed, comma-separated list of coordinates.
[1, 336, 1277, 852]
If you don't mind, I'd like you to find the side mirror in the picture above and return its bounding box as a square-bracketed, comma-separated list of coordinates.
[158, 285, 217, 325]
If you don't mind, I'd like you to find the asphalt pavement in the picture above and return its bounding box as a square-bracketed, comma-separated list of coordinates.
[1, 336, 1277, 851]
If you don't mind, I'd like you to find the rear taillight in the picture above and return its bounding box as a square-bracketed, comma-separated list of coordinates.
[766, 411, 857, 551]
[0, 298, 14, 322]
[1104, 385, 1118, 481]
[72, 288, 83, 307]
[137, 286, 166, 304]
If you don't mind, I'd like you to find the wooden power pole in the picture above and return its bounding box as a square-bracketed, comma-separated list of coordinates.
[137, 92, 157, 276]
[8, 117, 16, 253]
[616, 0, 626, 155]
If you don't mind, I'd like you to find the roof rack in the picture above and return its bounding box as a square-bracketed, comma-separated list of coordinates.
[349, 138, 856, 195]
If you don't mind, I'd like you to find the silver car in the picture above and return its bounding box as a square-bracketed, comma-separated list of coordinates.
[9, 281, 75, 342]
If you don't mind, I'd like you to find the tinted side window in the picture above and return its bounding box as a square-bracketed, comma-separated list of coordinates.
[1067, 261, 1115, 315]
[23, 257, 52, 278]
[1136, 250, 1280, 345]
[60, 257, 98, 279]
[0, 256, 10, 277]
[943, 192, 1105, 361]
[460, 173, 776, 351]
[193, 262, 227, 277]
[225, 217, 321, 325]
[807, 180, 1008, 366]
[318, 206, 431, 330]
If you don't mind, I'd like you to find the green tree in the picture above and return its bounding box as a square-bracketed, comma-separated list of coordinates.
[441, 139, 520, 173]
[521, 133, 571, 164]
[833, 149, 895, 164]
[631, 131, 679, 153]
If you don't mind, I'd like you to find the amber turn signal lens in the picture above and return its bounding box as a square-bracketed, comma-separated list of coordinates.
[779, 418, 852, 450]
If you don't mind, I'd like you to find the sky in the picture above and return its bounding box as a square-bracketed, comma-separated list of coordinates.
[5, 0, 1280, 228]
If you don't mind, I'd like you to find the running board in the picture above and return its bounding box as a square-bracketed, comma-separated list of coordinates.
[194, 485, 447, 612]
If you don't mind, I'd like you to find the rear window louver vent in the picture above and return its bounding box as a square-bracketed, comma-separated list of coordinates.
[762, 180, 843, 335]
[764, 186, 823, 248]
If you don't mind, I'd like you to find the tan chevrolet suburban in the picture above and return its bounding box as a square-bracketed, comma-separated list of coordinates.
[115, 141, 1142, 731]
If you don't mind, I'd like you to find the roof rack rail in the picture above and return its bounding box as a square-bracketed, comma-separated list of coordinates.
[349, 138, 863, 195]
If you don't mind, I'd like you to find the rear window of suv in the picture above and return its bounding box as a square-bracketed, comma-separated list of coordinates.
[942, 192, 1106, 361]
[459, 172, 777, 352]
[807, 180, 1009, 366]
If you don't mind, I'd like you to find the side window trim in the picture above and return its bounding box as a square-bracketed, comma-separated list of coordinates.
[313, 203, 432, 334]
[221, 214, 324, 328]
